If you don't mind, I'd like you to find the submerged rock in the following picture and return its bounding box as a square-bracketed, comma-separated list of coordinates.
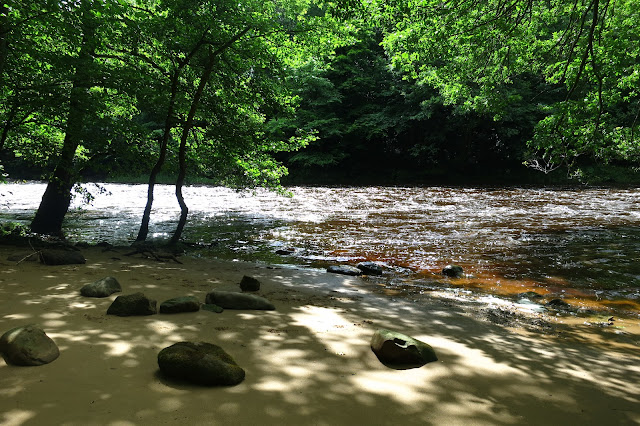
[159, 296, 200, 314]
[0, 324, 60, 366]
[545, 298, 572, 310]
[80, 276, 122, 298]
[107, 292, 157, 316]
[158, 341, 245, 386]
[371, 329, 438, 369]
[517, 291, 544, 300]
[327, 265, 363, 276]
[275, 247, 296, 255]
[205, 290, 275, 310]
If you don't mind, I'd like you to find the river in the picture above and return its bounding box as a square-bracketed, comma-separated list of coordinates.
[2, 182, 640, 317]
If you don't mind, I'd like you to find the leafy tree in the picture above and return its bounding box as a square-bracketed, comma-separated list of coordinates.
[370, 0, 640, 172]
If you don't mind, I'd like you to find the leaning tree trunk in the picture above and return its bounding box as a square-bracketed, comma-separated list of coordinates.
[30, 11, 96, 235]
[135, 72, 180, 242]
[169, 28, 250, 246]
[135, 35, 210, 243]
[168, 51, 216, 246]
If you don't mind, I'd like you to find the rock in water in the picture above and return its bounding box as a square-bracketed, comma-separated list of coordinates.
[107, 293, 157, 316]
[357, 261, 383, 276]
[205, 290, 275, 310]
[160, 296, 201, 314]
[80, 276, 122, 298]
[158, 342, 245, 386]
[370, 329, 438, 369]
[0, 324, 60, 366]
[239, 275, 261, 292]
[327, 265, 363, 276]
[442, 264, 464, 278]
[38, 249, 86, 265]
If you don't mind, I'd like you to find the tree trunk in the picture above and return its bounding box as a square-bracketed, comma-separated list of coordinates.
[30, 7, 97, 235]
[169, 28, 250, 245]
[135, 35, 210, 243]
[135, 72, 180, 242]
[169, 53, 216, 245]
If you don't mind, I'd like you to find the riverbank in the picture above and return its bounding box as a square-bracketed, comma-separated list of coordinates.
[1, 245, 639, 425]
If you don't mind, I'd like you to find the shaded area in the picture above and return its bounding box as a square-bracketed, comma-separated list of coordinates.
[1, 246, 639, 425]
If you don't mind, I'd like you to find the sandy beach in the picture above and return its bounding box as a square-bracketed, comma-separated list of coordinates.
[1, 244, 639, 426]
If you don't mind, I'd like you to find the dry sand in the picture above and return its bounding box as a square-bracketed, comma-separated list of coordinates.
[0, 245, 639, 426]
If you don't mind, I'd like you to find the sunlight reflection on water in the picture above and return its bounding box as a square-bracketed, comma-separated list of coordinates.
[2, 182, 640, 310]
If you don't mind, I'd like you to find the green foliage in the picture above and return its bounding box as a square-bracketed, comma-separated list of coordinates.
[371, 0, 640, 171]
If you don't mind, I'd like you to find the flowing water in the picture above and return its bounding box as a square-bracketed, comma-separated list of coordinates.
[2, 182, 640, 317]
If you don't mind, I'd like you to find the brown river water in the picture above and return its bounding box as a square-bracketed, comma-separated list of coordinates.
[2, 183, 640, 319]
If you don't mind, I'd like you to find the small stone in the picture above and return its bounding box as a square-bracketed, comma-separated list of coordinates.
[205, 290, 275, 310]
[275, 248, 295, 255]
[107, 292, 157, 316]
[80, 276, 122, 298]
[371, 329, 438, 369]
[0, 324, 60, 366]
[201, 304, 224, 313]
[239, 275, 260, 292]
[327, 265, 363, 276]
[442, 264, 464, 278]
[545, 298, 571, 309]
[517, 291, 543, 300]
[158, 341, 245, 386]
[160, 296, 200, 314]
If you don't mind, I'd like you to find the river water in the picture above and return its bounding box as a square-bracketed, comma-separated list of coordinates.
[2, 182, 640, 317]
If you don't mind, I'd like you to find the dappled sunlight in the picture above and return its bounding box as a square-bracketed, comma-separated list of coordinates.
[1, 246, 639, 425]
[0, 410, 36, 426]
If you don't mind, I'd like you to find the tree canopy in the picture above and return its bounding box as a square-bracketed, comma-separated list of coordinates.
[0, 0, 638, 236]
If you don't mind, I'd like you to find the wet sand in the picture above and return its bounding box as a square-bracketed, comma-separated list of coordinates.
[1, 245, 639, 425]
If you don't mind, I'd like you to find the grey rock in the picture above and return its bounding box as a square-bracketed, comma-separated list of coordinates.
[442, 264, 464, 278]
[239, 275, 260, 292]
[327, 265, 363, 276]
[0, 324, 60, 366]
[107, 292, 157, 316]
[357, 261, 383, 276]
[205, 290, 275, 310]
[160, 296, 201, 314]
[371, 329, 438, 369]
[38, 249, 86, 265]
[80, 276, 122, 298]
[158, 341, 245, 386]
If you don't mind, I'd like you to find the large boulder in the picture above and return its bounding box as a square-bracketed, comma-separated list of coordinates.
[327, 265, 362, 276]
[239, 275, 261, 292]
[107, 293, 157, 316]
[80, 276, 122, 298]
[159, 296, 201, 314]
[158, 341, 245, 386]
[371, 329, 438, 369]
[205, 290, 275, 310]
[0, 324, 60, 366]
[38, 249, 86, 265]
